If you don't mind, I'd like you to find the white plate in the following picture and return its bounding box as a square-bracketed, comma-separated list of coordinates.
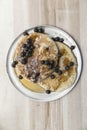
[6, 25, 83, 102]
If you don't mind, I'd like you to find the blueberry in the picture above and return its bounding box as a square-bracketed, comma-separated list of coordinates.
[38, 28, 44, 33]
[22, 44, 27, 48]
[23, 31, 29, 36]
[52, 37, 56, 41]
[27, 73, 32, 78]
[26, 52, 32, 57]
[35, 72, 40, 77]
[12, 61, 18, 68]
[34, 27, 44, 33]
[25, 48, 29, 52]
[50, 60, 54, 65]
[25, 46, 34, 52]
[26, 44, 35, 50]
[41, 60, 45, 64]
[45, 60, 50, 65]
[65, 65, 70, 70]
[52, 37, 64, 42]
[50, 74, 55, 79]
[27, 38, 32, 44]
[32, 73, 40, 83]
[52, 37, 60, 41]
[33, 78, 38, 83]
[30, 45, 35, 50]
[21, 58, 27, 64]
[46, 90, 51, 94]
[69, 61, 74, 66]
[28, 49, 33, 54]
[70, 46, 75, 50]
[55, 37, 60, 41]
[26, 44, 31, 48]
[59, 38, 64, 42]
[45, 60, 55, 67]
[19, 75, 23, 79]
[20, 51, 26, 57]
[54, 67, 59, 73]
[57, 70, 62, 75]
[34, 27, 38, 32]
[48, 64, 54, 69]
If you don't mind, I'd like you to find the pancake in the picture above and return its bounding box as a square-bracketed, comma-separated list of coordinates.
[14, 32, 58, 83]
[38, 42, 77, 91]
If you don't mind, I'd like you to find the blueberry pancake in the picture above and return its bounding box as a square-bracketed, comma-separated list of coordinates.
[14, 32, 58, 83]
[38, 42, 77, 92]
[12, 30, 77, 94]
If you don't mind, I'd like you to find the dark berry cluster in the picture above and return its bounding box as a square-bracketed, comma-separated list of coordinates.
[34, 27, 44, 33]
[21, 38, 35, 64]
[52, 36, 64, 42]
[27, 72, 40, 83]
[12, 61, 18, 68]
[65, 61, 74, 71]
[23, 30, 29, 36]
[54, 66, 62, 75]
[41, 59, 55, 69]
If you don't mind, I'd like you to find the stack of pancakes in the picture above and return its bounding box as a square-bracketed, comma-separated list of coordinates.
[13, 32, 77, 93]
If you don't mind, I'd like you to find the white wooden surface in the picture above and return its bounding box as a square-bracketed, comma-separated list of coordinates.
[0, 0, 87, 130]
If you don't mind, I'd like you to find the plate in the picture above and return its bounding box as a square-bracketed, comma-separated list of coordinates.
[6, 25, 83, 102]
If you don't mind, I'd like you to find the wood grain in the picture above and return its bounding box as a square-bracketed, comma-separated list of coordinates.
[0, 0, 87, 130]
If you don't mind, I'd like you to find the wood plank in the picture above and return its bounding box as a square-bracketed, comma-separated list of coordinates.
[0, 0, 86, 130]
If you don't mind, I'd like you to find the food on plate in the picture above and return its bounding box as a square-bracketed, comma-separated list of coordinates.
[12, 28, 77, 94]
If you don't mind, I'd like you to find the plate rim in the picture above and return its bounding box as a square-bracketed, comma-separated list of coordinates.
[6, 25, 83, 102]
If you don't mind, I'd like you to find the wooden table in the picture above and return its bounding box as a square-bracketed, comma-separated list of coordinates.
[0, 0, 86, 130]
